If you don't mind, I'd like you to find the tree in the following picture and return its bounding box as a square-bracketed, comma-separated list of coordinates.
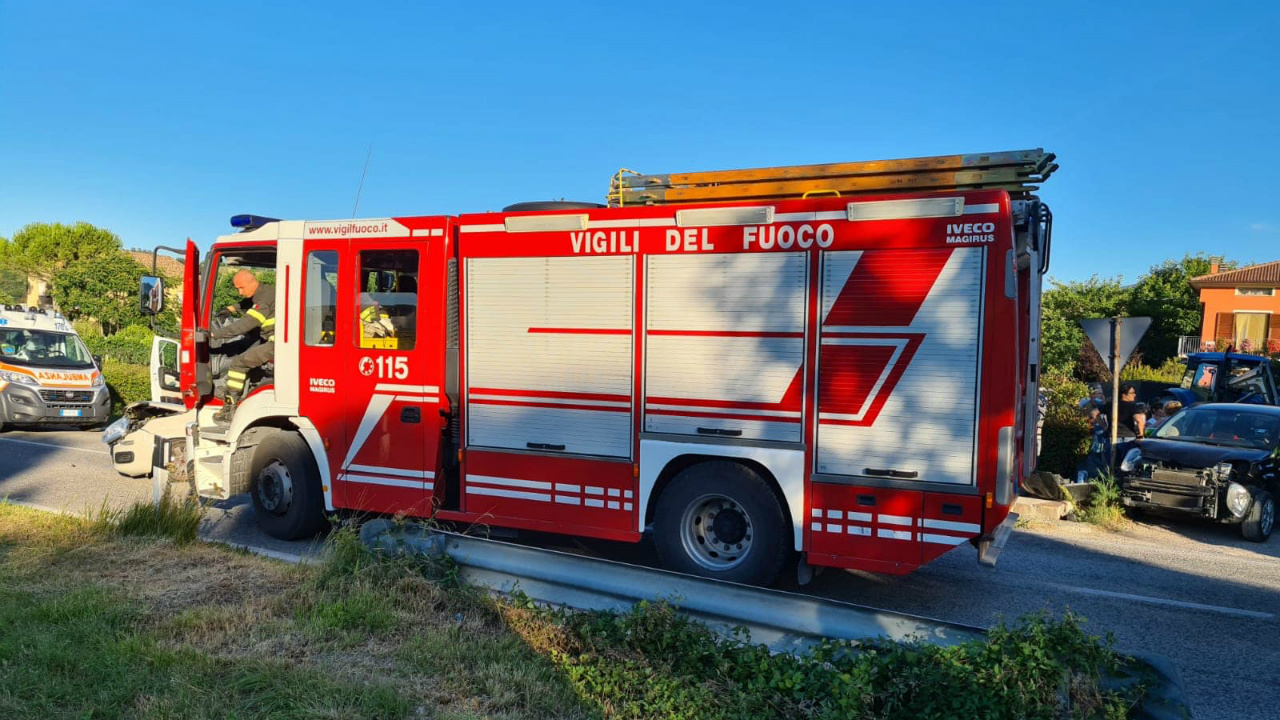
[1040, 276, 1129, 376]
[50, 252, 173, 335]
[1128, 254, 1214, 366]
[0, 222, 123, 280]
[0, 266, 25, 304]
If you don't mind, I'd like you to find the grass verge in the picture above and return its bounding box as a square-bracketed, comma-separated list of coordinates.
[0, 501, 1154, 719]
[92, 490, 203, 544]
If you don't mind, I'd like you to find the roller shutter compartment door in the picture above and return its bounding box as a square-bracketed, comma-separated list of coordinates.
[815, 247, 985, 486]
[466, 255, 633, 458]
[645, 252, 807, 443]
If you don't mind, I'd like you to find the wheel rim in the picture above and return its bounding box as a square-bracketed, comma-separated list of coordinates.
[1262, 499, 1275, 538]
[679, 493, 753, 571]
[257, 459, 294, 515]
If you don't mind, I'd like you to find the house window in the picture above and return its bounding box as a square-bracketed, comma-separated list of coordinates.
[1236, 287, 1274, 296]
[1234, 312, 1270, 351]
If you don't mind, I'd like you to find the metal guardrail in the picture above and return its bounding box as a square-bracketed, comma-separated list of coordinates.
[359, 519, 983, 651]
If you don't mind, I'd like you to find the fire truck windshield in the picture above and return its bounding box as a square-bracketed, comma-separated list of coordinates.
[0, 329, 95, 369]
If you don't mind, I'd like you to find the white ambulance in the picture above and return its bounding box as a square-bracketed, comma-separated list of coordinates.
[0, 305, 111, 431]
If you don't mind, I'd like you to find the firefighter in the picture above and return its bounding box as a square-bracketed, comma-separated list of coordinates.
[212, 270, 275, 423]
[358, 294, 396, 348]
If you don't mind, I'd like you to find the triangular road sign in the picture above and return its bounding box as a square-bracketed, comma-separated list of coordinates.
[1080, 317, 1152, 370]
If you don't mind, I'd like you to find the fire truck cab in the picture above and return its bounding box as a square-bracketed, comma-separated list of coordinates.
[135, 153, 1055, 585]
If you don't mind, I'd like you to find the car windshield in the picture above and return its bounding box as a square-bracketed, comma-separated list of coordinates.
[0, 329, 95, 369]
[1155, 406, 1280, 450]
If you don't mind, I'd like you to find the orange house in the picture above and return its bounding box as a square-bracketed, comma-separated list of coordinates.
[1190, 259, 1280, 354]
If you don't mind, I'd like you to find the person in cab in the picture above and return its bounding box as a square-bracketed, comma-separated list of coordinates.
[211, 270, 275, 423]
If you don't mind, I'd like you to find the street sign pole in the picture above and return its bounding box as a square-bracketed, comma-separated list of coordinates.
[1110, 318, 1121, 467]
[1080, 315, 1152, 471]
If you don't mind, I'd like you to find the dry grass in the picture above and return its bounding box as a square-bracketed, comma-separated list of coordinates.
[0, 502, 1151, 720]
[0, 502, 593, 720]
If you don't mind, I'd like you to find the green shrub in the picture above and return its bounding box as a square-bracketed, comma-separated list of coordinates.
[539, 600, 1144, 720]
[1078, 475, 1126, 530]
[1121, 358, 1185, 383]
[72, 317, 103, 339]
[102, 361, 150, 416]
[1037, 372, 1092, 478]
[83, 324, 154, 366]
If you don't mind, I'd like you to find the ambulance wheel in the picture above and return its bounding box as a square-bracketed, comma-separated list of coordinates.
[249, 431, 328, 540]
[653, 461, 790, 586]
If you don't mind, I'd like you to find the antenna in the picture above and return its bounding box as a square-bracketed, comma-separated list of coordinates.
[352, 144, 373, 218]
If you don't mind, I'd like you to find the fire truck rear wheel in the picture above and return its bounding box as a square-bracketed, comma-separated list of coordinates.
[248, 431, 327, 540]
[653, 461, 790, 586]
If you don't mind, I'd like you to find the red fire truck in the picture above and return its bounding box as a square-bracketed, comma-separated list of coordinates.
[119, 151, 1054, 585]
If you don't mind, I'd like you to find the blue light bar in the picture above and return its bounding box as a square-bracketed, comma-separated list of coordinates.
[230, 214, 281, 231]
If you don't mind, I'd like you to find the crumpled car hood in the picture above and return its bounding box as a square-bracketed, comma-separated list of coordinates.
[1134, 438, 1270, 468]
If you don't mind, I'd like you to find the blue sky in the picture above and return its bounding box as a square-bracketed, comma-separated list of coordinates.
[1, 1, 1276, 284]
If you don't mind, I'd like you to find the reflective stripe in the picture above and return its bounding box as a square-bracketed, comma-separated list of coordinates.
[226, 379, 245, 390]
[260, 318, 276, 328]
[246, 309, 268, 323]
[227, 371, 248, 379]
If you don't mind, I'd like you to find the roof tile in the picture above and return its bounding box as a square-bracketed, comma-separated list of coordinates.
[1190, 260, 1280, 288]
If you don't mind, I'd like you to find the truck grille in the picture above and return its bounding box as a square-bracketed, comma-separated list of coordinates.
[39, 389, 93, 404]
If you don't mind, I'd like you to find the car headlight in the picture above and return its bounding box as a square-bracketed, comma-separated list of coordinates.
[1226, 482, 1251, 518]
[101, 417, 130, 445]
[91, 373, 104, 387]
[1120, 448, 1143, 473]
[0, 369, 39, 386]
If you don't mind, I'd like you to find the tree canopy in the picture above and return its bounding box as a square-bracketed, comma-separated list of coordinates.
[1041, 253, 1218, 381]
[0, 222, 124, 280]
[49, 251, 163, 335]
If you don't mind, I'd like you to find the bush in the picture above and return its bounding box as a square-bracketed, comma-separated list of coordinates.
[1121, 358, 1184, 383]
[1077, 475, 1126, 531]
[537, 600, 1145, 720]
[1037, 372, 1092, 478]
[102, 361, 150, 416]
[83, 324, 154, 366]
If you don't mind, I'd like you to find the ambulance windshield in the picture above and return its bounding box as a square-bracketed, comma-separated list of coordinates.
[0, 329, 95, 369]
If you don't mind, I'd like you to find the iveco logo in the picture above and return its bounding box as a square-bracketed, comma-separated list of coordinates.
[308, 377, 337, 394]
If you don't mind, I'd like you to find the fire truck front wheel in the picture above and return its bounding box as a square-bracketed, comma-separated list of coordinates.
[248, 431, 328, 540]
[653, 461, 790, 586]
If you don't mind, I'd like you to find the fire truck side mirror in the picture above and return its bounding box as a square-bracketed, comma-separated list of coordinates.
[139, 275, 164, 316]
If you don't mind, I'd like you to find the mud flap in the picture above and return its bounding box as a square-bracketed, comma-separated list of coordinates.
[976, 512, 1018, 568]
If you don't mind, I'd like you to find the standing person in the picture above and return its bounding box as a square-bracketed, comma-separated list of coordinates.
[1116, 383, 1147, 439]
[1078, 399, 1110, 480]
[211, 270, 275, 423]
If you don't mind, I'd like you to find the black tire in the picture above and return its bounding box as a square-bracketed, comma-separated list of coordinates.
[652, 461, 790, 586]
[1241, 490, 1274, 543]
[248, 431, 328, 540]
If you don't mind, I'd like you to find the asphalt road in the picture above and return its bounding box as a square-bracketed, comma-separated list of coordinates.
[3, 428, 1277, 720]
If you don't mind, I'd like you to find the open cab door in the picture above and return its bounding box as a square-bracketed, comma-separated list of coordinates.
[179, 239, 201, 410]
[149, 336, 182, 406]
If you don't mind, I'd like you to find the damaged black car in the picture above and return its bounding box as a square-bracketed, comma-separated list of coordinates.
[1118, 403, 1279, 542]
